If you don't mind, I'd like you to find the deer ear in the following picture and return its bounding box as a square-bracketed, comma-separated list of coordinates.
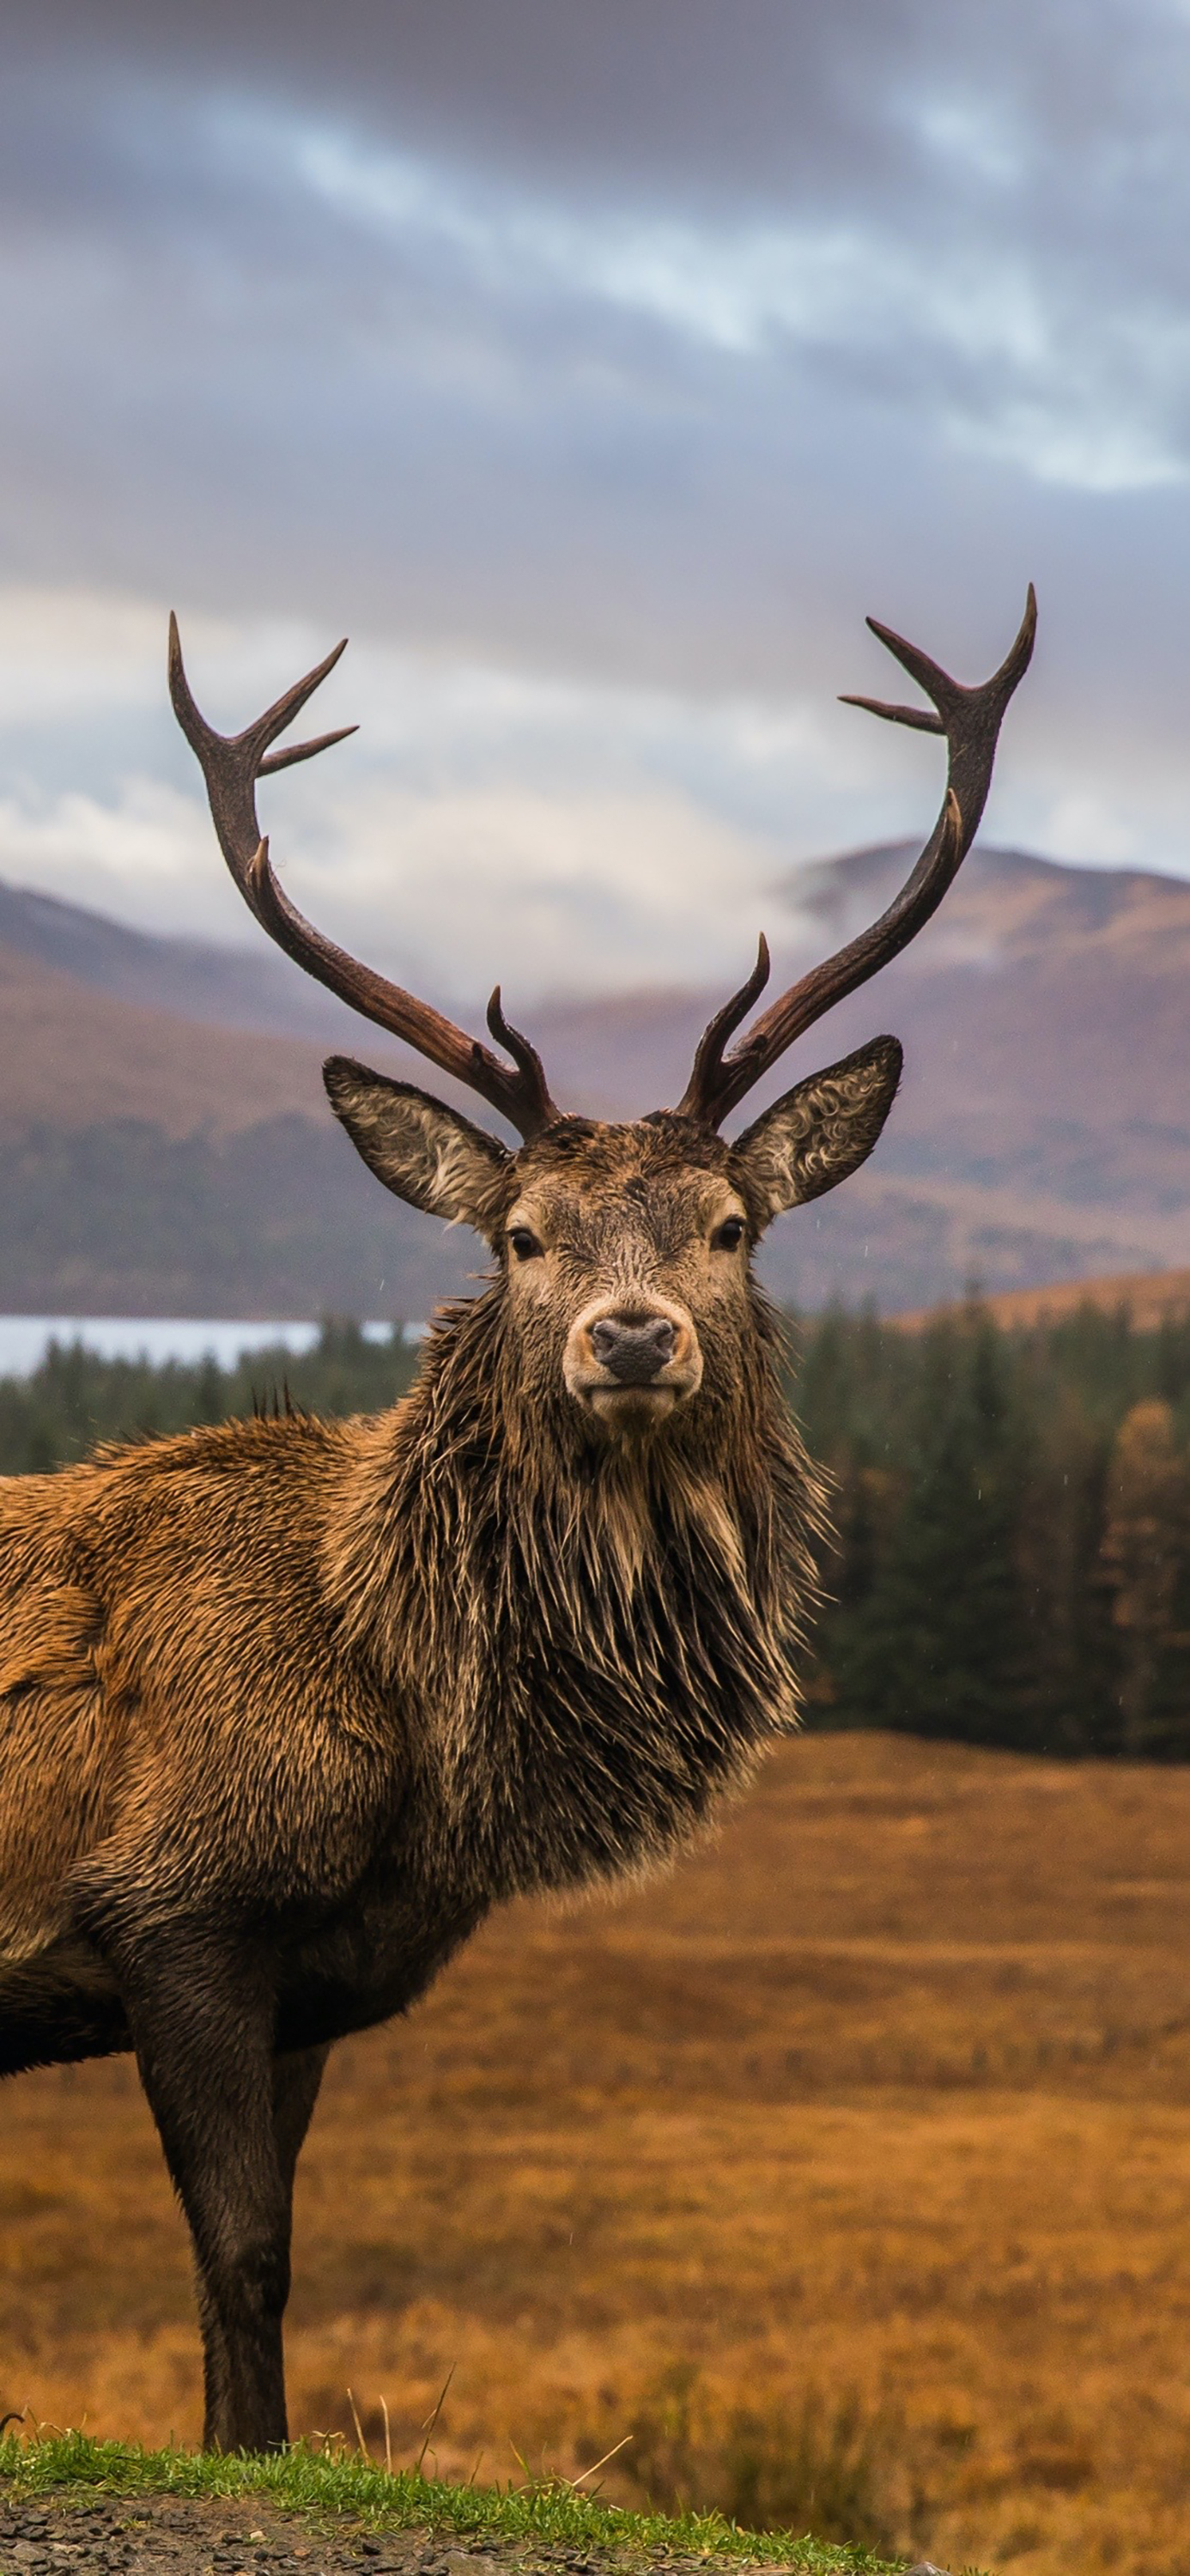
[324, 1057, 513, 1239]
[733, 1036, 902, 1225]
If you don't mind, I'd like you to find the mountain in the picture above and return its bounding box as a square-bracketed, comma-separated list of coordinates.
[0, 878, 357, 1043]
[1, 842, 1188, 1315]
[757, 841, 1190, 1309]
[0, 926, 477, 1317]
[0, 938, 324, 1137]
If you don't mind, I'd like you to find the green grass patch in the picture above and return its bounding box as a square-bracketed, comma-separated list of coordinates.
[0, 2430, 920, 2573]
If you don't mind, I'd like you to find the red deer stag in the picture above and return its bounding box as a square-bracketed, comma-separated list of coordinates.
[0, 588, 1035, 2453]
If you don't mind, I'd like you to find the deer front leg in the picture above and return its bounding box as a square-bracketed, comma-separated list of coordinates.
[272, 2042, 331, 2202]
[189, 2038, 331, 2452]
[118, 1944, 303, 2452]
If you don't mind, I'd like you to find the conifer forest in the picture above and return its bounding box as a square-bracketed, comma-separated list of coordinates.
[798, 1302, 1190, 1759]
[5, 1301, 1190, 1760]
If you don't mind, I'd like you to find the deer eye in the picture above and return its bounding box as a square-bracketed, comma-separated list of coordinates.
[508, 1227, 544, 1263]
[712, 1216, 746, 1253]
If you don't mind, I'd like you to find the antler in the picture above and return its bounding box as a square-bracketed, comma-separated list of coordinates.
[168, 616, 560, 1140]
[676, 586, 1036, 1128]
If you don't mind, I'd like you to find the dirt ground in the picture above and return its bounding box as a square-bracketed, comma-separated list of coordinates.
[5, 1732, 1190, 2575]
[0, 2491, 688, 2576]
[0, 2494, 473, 2576]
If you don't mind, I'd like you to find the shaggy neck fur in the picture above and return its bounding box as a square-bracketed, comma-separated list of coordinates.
[327, 1278, 827, 1905]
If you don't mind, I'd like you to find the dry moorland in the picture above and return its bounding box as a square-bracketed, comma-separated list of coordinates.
[5, 1732, 1190, 2575]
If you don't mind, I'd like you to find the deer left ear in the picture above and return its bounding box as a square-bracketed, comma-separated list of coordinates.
[733, 1035, 902, 1225]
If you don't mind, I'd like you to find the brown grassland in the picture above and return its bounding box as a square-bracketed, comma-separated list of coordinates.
[5, 1731, 1190, 2574]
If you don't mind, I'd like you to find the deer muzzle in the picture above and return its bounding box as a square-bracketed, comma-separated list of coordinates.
[564, 1296, 703, 1427]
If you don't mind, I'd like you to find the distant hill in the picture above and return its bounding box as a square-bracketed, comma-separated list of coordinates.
[1, 840, 1188, 1315]
[896, 1265, 1190, 1333]
[0, 877, 355, 1042]
[756, 840, 1190, 1309]
[0, 915, 478, 1316]
[0, 937, 325, 1137]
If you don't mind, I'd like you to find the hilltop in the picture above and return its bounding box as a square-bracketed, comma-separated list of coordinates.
[896, 1263, 1190, 1330]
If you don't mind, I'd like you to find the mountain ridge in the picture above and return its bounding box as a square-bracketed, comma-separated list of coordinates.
[2, 841, 1187, 1315]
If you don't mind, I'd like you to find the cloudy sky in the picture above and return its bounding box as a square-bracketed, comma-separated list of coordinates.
[2, 0, 1189, 1003]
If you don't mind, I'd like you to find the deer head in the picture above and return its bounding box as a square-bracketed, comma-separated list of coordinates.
[170, 593, 1035, 1438]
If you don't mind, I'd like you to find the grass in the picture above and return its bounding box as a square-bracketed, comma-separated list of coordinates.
[10, 1732, 1190, 2573]
[0, 2429, 911, 2572]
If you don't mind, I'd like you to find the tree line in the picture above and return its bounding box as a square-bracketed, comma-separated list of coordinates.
[4, 1301, 1190, 1758]
[0, 1320, 419, 1476]
[794, 1300, 1190, 1758]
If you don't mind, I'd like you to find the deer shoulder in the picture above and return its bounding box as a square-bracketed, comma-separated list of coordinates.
[0, 1411, 409, 1963]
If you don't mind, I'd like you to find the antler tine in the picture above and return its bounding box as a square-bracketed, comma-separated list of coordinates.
[676, 587, 1035, 1129]
[487, 987, 556, 1107]
[167, 614, 357, 900]
[171, 618, 560, 1140]
[679, 936, 771, 1129]
[258, 726, 361, 779]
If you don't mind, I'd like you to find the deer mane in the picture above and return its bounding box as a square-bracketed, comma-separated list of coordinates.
[323, 1283, 825, 1901]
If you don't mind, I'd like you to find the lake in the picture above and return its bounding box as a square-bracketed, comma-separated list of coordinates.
[0, 1316, 416, 1379]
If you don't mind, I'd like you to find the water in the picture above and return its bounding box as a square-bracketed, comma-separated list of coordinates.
[0, 1316, 416, 1381]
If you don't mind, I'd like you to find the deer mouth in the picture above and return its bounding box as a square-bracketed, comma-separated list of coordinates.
[577, 1375, 703, 1443]
[586, 1380, 683, 1425]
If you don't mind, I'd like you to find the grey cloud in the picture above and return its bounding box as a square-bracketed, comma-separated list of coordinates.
[0, 0, 1188, 951]
[0, 5, 928, 211]
[2, 1, 1166, 221]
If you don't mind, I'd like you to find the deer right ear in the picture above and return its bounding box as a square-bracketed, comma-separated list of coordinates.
[732, 1035, 903, 1224]
[324, 1057, 513, 1238]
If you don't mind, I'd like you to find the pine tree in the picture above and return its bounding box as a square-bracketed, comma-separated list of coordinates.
[1099, 1399, 1190, 1756]
[832, 1313, 1029, 1744]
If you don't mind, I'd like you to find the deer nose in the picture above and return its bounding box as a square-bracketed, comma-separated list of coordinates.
[590, 1314, 677, 1384]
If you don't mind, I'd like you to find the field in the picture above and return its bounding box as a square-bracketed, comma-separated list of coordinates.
[5, 1733, 1190, 2575]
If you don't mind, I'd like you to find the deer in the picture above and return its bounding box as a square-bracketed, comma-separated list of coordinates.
[0, 587, 1034, 2455]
